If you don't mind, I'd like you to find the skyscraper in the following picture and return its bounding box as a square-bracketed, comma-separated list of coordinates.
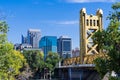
[57, 36, 72, 59]
[21, 35, 28, 44]
[27, 29, 41, 48]
[39, 36, 57, 59]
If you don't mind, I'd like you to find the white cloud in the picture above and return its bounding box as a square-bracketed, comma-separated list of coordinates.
[57, 21, 79, 25]
[65, 0, 118, 3]
[40, 20, 79, 25]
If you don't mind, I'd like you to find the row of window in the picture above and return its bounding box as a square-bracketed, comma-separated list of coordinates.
[86, 19, 99, 26]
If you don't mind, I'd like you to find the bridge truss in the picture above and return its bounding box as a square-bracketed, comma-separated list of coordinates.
[63, 8, 106, 66]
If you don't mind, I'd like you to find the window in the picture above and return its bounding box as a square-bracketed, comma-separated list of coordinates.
[93, 20, 95, 26]
[90, 19, 92, 26]
[63, 41, 71, 51]
[86, 19, 89, 26]
[97, 20, 99, 26]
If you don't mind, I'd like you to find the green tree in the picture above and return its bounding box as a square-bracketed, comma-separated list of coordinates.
[22, 50, 44, 79]
[0, 21, 26, 80]
[93, 2, 120, 79]
[0, 21, 8, 43]
[45, 51, 60, 79]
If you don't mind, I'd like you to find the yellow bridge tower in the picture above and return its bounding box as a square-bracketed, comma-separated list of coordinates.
[80, 8, 103, 64]
[63, 8, 105, 65]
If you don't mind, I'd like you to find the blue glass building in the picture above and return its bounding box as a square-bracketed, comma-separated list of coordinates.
[21, 35, 28, 44]
[39, 36, 57, 59]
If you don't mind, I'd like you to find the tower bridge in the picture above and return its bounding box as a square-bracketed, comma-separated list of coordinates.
[63, 8, 103, 66]
[55, 8, 105, 80]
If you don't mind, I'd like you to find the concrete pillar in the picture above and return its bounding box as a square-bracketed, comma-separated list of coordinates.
[80, 70, 83, 80]
[69, 68, 72, 80]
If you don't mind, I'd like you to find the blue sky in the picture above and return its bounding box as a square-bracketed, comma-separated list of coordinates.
[0, 0, 119, 49]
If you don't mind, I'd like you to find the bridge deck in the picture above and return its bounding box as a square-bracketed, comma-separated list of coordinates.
[59, 64, 95, 68]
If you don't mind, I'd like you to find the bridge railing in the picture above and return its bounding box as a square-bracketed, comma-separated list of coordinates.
[63, 53, 107, 66]
[63, 57, 80, 66]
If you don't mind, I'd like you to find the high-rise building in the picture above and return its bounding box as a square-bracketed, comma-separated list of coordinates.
[27, 29, 41, 48]
[72, 48, 80, 57]
[39, 36, 57, 59]
[57, 36, 72, 59]
[21, 35, 28, 44]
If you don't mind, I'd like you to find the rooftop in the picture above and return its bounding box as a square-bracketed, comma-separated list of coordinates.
[28, 29, 41, 32]
[60, 36, 71, 38]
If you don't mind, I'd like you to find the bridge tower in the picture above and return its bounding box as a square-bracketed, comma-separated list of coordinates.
[80, 8, 103, 64]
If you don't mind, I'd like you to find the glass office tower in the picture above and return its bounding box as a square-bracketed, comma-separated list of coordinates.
[57, 36, 72, 58]
[21, 35, 28, 44]
[39, 36, 57, 59]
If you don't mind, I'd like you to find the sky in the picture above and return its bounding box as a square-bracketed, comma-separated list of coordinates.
[0, 0, 119, 49]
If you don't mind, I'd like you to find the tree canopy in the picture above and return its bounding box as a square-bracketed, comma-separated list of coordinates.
[93, 2, 120, 79]
[22, 50, 45, 79]
[0, 21, 26, 80]
[45, 51, 60, 71]
[23, 50, 44, 70]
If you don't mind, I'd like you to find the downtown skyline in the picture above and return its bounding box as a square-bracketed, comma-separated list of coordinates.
[0, 0, 119, 49]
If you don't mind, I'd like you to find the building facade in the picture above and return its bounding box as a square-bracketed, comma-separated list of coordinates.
[72, 48, 80, 57]
[57, 36, 72, 59]
[27, 29, 41, 48]
[39, 36, 57, 59]
[14, 43, 21, 50]
[21, 35, 28, 44]
[14, 43, 32, 51]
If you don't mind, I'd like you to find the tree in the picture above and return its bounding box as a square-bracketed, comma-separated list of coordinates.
[0, 21, 8, 43]
[93, 2, 120, 79]
[45, 51, 60, 79]
[0, 21, 26, 80]
[22, 50, 44, 79]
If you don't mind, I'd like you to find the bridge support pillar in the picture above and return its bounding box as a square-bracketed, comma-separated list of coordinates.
[68, 68, 72, 80]
[80, 69, 83, 80]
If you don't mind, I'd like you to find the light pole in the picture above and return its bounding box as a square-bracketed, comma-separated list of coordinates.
[44, 68, 46, 79]
[49, 70, 51, 80]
